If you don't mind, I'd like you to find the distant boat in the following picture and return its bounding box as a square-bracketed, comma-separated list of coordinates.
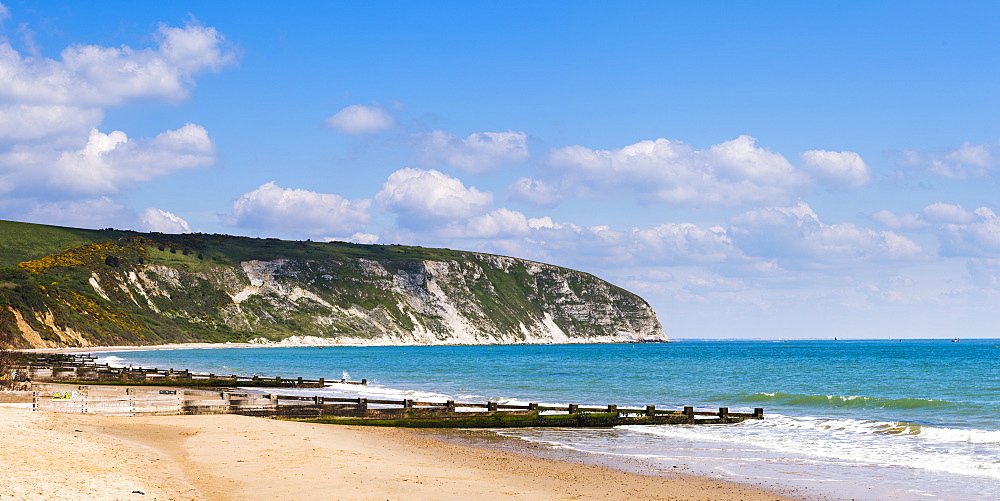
[952, 338, 960, 342]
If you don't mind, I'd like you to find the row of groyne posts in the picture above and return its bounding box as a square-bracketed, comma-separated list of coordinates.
[11, 353, 765, 427]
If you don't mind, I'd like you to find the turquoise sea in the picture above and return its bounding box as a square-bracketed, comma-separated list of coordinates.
[104, 340, 1000, 500]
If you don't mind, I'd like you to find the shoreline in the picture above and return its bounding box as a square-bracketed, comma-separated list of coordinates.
[0, 405, 803, 500]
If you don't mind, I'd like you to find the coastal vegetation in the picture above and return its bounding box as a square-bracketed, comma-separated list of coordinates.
[0, 219, 664, 348]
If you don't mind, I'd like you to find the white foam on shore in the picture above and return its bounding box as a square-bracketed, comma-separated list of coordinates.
[621, 414, 1000, 479]
[94, 355, 128, 367]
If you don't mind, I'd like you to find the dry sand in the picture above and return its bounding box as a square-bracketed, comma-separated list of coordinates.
[0, 405, 802, 501]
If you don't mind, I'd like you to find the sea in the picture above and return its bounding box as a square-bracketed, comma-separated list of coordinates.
[100, 340, 1000, 500]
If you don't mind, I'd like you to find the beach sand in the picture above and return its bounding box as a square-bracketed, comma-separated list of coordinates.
[0, 405, 801, 501]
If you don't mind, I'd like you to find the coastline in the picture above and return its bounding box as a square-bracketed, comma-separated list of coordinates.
[0, 405, 801, 500]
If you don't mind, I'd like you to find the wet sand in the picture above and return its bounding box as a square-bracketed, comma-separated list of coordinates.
[0, 405, 802, 500]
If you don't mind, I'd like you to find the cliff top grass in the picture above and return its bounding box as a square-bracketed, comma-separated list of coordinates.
[0, 219, 475, 269]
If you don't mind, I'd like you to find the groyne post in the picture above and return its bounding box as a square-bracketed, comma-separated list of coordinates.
[356, 398, 368, 412]
[446, 400, 456, 412]
[487, 401, 497, 412]
[754, 407, 764, 419]
[718, 407, 729, 420]
[645, 405, 655, 416]
[568, 404, 578, 414]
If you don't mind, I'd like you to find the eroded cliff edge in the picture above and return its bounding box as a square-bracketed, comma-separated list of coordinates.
[0, 220, 665, 348]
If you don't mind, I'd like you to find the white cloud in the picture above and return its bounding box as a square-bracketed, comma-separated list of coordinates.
[325, 104, 396, 135]
[0, 3, 9, 22]
[871, 209, 928, 230]
[25, 197, 129, 228]
[0, 22, 235, 106]
[229, 182, 372, 236]
[627, 223, 738, 262]
[139, 208, 191, 234]
[375, 168, 492, 227]
[729, 202, 923, 262]
[0, 16, 232, 226]
[922, 202, 976, 224]
[0, 104, 103, 142]
[506, 177, 565, 206]
[937, 207, 1000, 257]
[48, 124, 214, 194]
[544, 135, 807, 207]
[901, 139, 1000, 179]
[416, 130, 529, 173]
[440, 208, 532, 238]
[801, 150, 871, 190]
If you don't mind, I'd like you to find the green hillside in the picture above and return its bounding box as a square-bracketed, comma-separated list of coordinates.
[0, 219, 664, 349]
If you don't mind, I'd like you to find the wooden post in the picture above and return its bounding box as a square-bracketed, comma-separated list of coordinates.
[646, 405, 656, 416]
[528, 403, 539, 411]
[718, 407, 729, 420]
[297, 377, 303, 385]
[487, 401, 497, 412]
[607, 404, 618, 414]
[754, 408, 764, 419]
[404, 399, 414, 410]
[683, 406, 694, 417]
[318, 377, 325, 385]
[361, 379, 367, 385]
[209, 373, 215, 380]
[568, 404, 579, 414]
[357, 398, 368, 412]
[314, 395, 323, 405]
[446, 400, 456, 412]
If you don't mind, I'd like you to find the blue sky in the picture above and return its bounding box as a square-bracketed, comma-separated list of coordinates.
[1, 1, 999, 339]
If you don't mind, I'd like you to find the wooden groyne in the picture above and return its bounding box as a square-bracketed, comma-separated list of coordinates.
[28, 383, 763, 427]
[14, 353, 364, 388]
[14, 353, 765, 427]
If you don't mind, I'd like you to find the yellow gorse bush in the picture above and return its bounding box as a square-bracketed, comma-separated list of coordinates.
[18, 239, 150, 274]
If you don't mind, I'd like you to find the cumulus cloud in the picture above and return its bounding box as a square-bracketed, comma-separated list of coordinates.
[229, 182, 372, 236]
[0, 3, 9, 22]
[544, 135, 807, 207]
[730, 202, 923, 262]
[937, 207, 1000, 257]
[922, 202, 976, 224]
[900, 139, 1000, 179]
[415, 130, 529, 173]
[51, 124, 214, 194]
[801, 150, 871, 190]
[0, 15, 233, 228]
[0, 22, 235, 106]
[139, 208, 191, 234]
[325, 104, 396, 135]
[375, 168, 493, 227]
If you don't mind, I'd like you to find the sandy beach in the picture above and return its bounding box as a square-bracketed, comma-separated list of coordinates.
[0, 404, 801, 501]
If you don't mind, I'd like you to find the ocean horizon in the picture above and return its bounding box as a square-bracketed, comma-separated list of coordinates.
[104, 339, 1000, 500]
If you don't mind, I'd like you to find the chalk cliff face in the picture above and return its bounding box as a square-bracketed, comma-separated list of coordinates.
[0, 222, 665, 349]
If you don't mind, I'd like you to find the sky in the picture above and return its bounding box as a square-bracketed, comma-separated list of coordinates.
[0, 1, 999, 339]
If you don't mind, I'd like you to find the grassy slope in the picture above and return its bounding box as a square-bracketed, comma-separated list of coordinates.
[0, 219, 651, 347]
[0, 219, 470, 268]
